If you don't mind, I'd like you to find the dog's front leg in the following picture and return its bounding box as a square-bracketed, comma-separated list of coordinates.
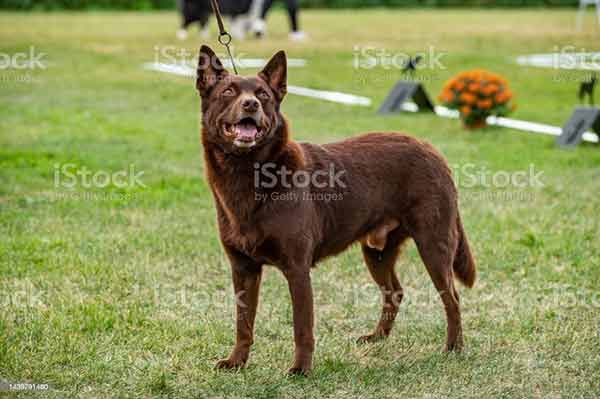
[283, 268, 314, 376]
[216, 247, 263, 370]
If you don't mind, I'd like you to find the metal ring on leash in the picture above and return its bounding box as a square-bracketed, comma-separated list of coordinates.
[218, 32, 232, 46]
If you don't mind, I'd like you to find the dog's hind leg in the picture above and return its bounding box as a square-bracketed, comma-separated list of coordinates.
[411, 218, 463, 352]
[357, 229, 407, 344]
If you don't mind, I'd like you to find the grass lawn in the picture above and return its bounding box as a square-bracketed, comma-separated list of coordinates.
[1, 8, 600, 398]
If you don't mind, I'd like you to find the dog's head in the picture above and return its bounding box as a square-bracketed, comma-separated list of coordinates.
[196, 45, 287, 153]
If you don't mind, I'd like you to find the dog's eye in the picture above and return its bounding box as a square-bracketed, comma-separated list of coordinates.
[257, 89, 270, 100]
[222, 88, 235, 97]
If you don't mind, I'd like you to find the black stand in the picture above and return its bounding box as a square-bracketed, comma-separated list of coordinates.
[378, 81, 435, 114]
[556, 107, 600, 148]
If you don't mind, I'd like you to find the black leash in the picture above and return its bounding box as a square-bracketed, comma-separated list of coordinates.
[209, 0, 239, 75]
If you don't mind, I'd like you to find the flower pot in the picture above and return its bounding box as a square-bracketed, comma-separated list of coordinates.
[463, 118, 487, 129]
[438, 69, 515, 132]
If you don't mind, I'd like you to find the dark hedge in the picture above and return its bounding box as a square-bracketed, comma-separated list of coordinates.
[0, 0, 578, 10]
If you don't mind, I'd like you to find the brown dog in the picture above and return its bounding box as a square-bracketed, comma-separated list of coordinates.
[196, 45, 476, 375]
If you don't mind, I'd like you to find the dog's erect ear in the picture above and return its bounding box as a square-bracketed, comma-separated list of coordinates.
[259, 50, 287, 100]
[196, 45, 228, 96]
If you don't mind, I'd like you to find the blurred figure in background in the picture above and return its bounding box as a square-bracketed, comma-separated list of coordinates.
[176, 0, 253, 40]
[251, 0, 306, 41]
[176, 0, 305, 41]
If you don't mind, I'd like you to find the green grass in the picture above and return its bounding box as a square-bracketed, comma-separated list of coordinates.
[1, 8, 600, 398]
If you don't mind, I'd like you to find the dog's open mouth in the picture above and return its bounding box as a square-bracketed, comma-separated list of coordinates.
[225, 117, 263, 148]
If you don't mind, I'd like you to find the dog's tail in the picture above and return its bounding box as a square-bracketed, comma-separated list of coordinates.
[453, 212, 476, 287]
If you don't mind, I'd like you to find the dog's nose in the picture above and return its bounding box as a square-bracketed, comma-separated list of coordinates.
[242, 98, 259, 112]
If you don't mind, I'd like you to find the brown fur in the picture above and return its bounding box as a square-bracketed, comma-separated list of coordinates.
[196, 45, 476, 375]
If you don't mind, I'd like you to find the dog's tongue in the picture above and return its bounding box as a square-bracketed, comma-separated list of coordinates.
[234, 121, 258, 141]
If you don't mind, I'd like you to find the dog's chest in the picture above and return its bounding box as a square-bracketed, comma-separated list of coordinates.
[221, 220, 283, 265]
[214, 194, 284, 265]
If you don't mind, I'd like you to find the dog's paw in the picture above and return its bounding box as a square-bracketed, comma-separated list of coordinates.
[215, 358, 245, 370]
[287, 366, 311, 376]
[356, 333, 385, 344]
[443, 341, 464, 353]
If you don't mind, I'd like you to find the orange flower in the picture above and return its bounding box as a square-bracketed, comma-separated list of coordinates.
[438, 91, 454, 103]
[454, 81, 466, 91]
[460, 105, 471, 116]
[477, 99, 493, 109]
[460, 92, 477, 105]
[482, 84, 499, 96]
[495, 92, 510, 103]
[467, 83, 479, 92]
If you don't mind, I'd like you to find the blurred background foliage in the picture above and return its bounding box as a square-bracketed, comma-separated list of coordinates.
[0, 0, 581, 10]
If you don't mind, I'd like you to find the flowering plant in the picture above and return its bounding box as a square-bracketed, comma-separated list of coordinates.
[438, 70, 515, 128]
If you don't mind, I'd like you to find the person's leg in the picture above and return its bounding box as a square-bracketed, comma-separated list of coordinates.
[251, 0, 273, 37]
[285, 0, 306, 40]
[253, 0, 304, 39]
[260, 0, 275, 19]
[285, 0, 299, 32]
[176, 0, 190, 40]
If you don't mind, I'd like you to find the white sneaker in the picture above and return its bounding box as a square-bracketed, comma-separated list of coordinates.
[289, 31, 307, 42]
[176, 29, 188, 40]
[252, 18, 266, 38]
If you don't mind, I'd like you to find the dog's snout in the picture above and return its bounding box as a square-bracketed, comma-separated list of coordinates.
[242, 98, 260, 112]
